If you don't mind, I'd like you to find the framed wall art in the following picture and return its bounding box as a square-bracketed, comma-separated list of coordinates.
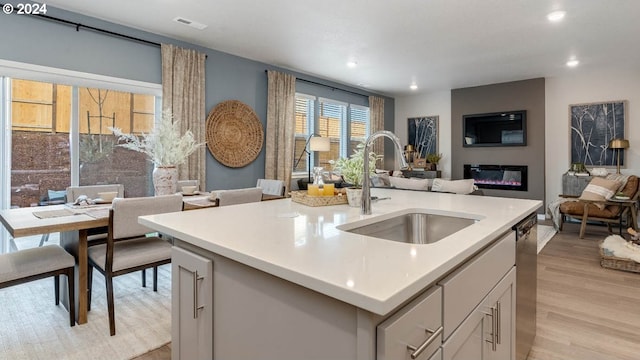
[408, 116, 438, 159]
[570, 100, 626, 167]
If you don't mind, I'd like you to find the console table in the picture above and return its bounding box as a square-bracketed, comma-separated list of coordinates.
[562, 173, 592, 196]
[402, 170, 441, 179]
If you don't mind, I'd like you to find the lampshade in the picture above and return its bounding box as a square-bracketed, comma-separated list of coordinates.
[609, 138, 630, 149]
[309, 136, 330, 152]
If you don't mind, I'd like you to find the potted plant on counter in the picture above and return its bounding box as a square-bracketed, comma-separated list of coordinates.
[110, 110, 202, 195]
[330, 141, 380, 207]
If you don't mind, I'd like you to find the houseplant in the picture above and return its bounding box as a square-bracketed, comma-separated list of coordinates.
[329, 141, 380, 207]
[110, 110, 202, 195]
[426, 153, 443, 170]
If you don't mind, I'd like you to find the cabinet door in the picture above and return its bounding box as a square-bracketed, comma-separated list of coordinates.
[172, 246, 213, 360]
[487, 268, 516, 360]
[441, 303, 491, 360]
[377, 286, 442, 360]
[442, 268, 516, 360]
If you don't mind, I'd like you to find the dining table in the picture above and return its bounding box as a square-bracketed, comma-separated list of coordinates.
[0, 191, 285, 325]
[0, 203, 110, 324]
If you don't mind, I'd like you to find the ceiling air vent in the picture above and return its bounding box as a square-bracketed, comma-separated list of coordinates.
[172, 17, 208, 30]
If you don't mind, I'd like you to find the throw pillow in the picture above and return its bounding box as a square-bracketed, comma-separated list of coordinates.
[389, 177, 431, 191]
[431, 179, 476, 195]
[579, 177, 621, 209]
[605, 173, 630, 192]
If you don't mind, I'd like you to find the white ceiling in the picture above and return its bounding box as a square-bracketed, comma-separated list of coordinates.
[44, 0, 640, 96]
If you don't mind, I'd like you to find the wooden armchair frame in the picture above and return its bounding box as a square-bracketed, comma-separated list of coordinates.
[559, 176, 639, 238]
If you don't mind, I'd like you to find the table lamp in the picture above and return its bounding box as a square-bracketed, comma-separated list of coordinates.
[609, 138, 630, 174]
[294, 134, 330, 183]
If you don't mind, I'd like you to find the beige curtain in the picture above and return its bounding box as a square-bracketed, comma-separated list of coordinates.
[265, 70, 296, 194]
[369, 96, 385, 160]
[161, 44, 206, 191]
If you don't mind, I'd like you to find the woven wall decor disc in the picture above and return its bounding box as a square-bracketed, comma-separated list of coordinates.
[206, 100, 264, 168]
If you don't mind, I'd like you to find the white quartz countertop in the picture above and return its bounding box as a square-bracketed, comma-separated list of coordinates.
[139, 188, 541, 315]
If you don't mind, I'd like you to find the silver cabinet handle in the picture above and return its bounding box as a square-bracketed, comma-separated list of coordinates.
[496, 301, 501, 345]
[192, 269, 205, 319]
[484, 306, 497, 351]
[407, 326, 443, 359]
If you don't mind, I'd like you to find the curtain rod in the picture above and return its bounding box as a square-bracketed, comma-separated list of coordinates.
[266, 70, 369, 99]
[1, 3, 160, 47]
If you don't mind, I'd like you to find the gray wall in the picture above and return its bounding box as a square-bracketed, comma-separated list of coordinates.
[0, 6, 395, 191]
[451, 78, 545, 211]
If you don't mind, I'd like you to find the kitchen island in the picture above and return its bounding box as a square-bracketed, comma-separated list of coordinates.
[140, 188, 541, 360]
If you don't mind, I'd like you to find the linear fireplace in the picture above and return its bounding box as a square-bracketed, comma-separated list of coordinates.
[464, 164, 528, 191]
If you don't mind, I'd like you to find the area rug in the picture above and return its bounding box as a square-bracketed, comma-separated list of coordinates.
[0, 264, 171, 360]
[537, 224, 557, 254]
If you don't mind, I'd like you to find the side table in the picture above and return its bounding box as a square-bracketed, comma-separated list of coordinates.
[609, 198, 639, 234]
[562, 173, 592, 196]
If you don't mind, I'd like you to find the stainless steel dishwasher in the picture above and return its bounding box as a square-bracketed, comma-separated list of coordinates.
[513, 212, 537, 360]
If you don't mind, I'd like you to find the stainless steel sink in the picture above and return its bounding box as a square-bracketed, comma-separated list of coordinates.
[339, 210, 479, 244]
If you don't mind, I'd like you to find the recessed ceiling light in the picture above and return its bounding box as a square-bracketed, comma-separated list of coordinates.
[566, 59, 579, 67]
[547, 11, 566, 22]
[410, 84, 418, 90]
[347, 61, 358, 68]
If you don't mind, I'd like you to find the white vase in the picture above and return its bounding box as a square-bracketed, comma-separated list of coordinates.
[345, 187, 363, 208]
[153, 166, 178, 196]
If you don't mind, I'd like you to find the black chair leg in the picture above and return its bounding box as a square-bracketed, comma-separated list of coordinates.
[153, 266, 158, 292]
[106, 274, 116, 336]
[38, 233, 50, 247]
[141, 269, 146, 287]
[54, 275, 60, 305]
[87, 266, 93, 312]
[67, 268, 75, 327]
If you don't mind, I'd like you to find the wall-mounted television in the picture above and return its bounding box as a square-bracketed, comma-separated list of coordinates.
[463, 110, 527, 147]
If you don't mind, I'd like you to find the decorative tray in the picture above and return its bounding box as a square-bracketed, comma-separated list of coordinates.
[290, 191, 348, 207]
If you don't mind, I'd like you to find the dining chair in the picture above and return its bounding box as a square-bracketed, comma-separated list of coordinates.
[66, 184, 124, 203]
[0, 245, 76, 327]
[65, 184, 125, 247]
[36, 179, 68, 247]
[215, 187, 263, 206]
[87, 193, 183, 336]
[257, 179, 286, 196]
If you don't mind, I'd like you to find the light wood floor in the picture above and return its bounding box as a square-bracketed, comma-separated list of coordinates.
[135, 221, 640, 360]
[528, 221, 640, 360]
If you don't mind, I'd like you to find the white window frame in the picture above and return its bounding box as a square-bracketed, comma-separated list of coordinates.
[294, 92, 370, 175]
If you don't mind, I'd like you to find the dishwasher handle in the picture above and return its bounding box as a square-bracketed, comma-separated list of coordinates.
[514, 213, 537, 238]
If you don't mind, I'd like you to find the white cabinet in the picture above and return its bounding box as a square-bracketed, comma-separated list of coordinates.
[438, 231, 515, 339]
[441, 268, 516, 360]
[171, 246, 213, 360]
[168, 230, 518, 360]
[377, 286, 442, 360]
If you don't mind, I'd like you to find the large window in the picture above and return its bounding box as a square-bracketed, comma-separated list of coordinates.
[294, 93, 370, 174]
[3, 76, 159, 209]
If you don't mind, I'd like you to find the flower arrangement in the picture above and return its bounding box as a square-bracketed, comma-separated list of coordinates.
[329, 141, 381, 188]
[109, 110, 202, 167]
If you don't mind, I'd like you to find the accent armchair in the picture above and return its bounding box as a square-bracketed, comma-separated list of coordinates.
[558, 175, 639, 238]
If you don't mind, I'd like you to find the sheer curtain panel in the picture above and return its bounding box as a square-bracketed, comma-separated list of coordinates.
[161, 44, 206, 191]
[266, 70, 296, 194]
[369, 96, 385, 159]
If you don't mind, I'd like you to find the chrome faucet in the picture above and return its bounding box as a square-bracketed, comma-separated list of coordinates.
[362, 130, 409, 215]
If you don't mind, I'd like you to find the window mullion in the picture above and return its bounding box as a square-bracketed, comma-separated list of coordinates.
[70, 86, 80, 186]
